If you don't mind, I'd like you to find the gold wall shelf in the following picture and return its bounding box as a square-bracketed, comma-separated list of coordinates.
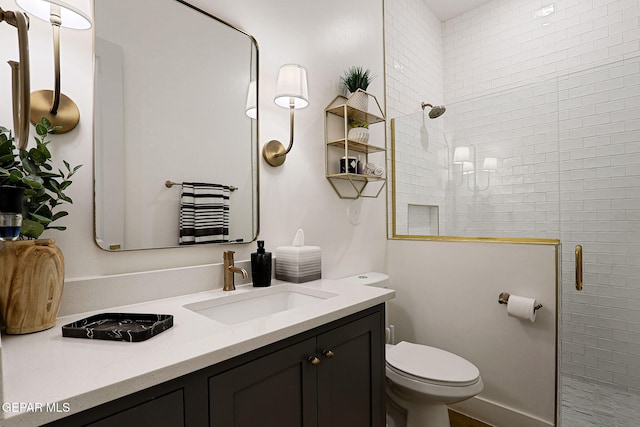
[325, 104, 385, 124]
[324, 90, 386, 199]
[326, 138, 386, 153]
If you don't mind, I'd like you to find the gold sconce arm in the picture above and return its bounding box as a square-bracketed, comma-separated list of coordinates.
[263, 100, 296, 167]
[283, 101, 296, 156]
[29, 6, 79, 133]
[49, 6, 62, 114]
[1, 8, 31, 150]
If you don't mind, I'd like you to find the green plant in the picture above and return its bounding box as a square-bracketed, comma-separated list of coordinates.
[340, 66, 375, 93]
[0, 117, 81, 239]
[348, 119, 369, 129]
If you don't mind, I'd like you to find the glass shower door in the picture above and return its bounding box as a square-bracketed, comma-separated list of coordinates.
[559, 56, 640, 426]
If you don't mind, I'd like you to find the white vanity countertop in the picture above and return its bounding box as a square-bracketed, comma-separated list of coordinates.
[0, 278, 394, 426]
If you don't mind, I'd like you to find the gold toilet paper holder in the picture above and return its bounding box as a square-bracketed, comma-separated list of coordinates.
[498, 292, 543, 311]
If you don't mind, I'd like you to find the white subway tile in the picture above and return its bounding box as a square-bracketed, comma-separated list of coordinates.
[598, 359, 628, 374]
[614, 373, 640, 389]
[586, 366, 615, 382]
[598, 337, 629, 353]
[387, 0, 640, 389]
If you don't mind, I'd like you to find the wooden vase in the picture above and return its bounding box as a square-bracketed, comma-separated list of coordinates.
[0, 239, 64, 334]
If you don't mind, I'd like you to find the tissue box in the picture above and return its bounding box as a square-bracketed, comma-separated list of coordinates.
[275, 245, 321, 283]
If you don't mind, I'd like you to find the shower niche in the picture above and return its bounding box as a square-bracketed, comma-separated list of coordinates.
[324, 90, 386, 199]
[407, 204, 439, 235]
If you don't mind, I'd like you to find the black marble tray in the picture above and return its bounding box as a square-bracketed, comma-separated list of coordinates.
[62, 313, 173, 342]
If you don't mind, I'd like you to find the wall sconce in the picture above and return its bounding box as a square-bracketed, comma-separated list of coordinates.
[262, 64, 309, 167]
[452, 146, 497, 191]
[245, 79, 257, 119]
[16, 0, 91, 133]
[453, 146, 473, 174]
[481, 157, 497, 171]
[0, 7, 30, 150]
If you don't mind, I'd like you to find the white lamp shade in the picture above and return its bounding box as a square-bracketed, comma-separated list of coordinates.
[16, 0, 92, 29]
[274, 64, 309, 109]
[453, 146, 471, 164]
[482, 157, 498, 171]
[245, 80, 257, 119]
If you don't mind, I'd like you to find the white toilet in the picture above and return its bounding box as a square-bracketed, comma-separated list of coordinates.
[339, 273, 484, 427]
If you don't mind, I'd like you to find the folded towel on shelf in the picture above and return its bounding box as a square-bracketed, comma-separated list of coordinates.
[363, 163, 384, 177]
[179, 182, 230, 245]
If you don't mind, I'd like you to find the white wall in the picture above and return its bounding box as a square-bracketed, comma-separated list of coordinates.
[385, 0, 558, 425]
[387, 240, 557, 427]
[0, 0, 386, 281]
[385, 0, 444, 117]
[443, 0, 640, 103]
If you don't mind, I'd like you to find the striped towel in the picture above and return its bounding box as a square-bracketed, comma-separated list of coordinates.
[179, 182, 230, 245]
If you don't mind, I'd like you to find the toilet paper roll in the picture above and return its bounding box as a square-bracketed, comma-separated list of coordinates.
[506, 295, 538, 322]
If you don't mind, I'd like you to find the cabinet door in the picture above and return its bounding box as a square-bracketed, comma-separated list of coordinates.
[316, 312, 385, 427]
[86, 389, 185, 427]
[209, 338, 317, 427]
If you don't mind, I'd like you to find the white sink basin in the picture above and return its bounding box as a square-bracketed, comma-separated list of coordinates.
[184, 284, 338, 324]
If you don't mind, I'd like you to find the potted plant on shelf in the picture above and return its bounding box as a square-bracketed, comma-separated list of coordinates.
[340, 65, 375, 112]
[0, 117, 81, 334]
[348, 118, 370, 144]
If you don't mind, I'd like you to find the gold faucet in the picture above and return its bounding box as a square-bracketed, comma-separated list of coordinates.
[223, 251, 248, 291]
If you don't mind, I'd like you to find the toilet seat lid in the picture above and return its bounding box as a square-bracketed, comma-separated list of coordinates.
[386, 341, 480, 386]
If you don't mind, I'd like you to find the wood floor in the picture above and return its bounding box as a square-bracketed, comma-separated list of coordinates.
[448, 410, 494, 427]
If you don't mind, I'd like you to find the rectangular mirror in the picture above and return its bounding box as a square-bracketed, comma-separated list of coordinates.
[93, 0, 259, 251]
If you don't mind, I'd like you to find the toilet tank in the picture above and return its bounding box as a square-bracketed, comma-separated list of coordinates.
[339, 273, 393, 343]
[337, 272, 389, 288]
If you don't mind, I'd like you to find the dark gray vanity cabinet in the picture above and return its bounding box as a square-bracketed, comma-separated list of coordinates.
[45, 305, 385, 427]
[209, 312, 384, 427]
[209, 338, 318, 426]
[316, 313, 384, 426]
[85, 390, 185, 427]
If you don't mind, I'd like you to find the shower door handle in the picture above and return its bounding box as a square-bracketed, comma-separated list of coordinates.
[575, 245, 583, 291]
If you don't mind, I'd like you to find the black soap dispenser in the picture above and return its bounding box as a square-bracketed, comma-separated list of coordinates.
[251, 240, 272, 287]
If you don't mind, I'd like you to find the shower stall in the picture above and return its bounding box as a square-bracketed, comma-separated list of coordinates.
[390, 55, 640, 425]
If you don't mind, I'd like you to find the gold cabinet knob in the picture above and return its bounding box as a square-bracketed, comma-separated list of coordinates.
[308, 356, 320, 366]
[322, 349, 334, 359]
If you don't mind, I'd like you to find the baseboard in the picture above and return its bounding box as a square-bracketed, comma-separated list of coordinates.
[450, 395, 554, 427]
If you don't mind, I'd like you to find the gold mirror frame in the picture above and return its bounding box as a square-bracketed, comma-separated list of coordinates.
[93, 0, 259, 251]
